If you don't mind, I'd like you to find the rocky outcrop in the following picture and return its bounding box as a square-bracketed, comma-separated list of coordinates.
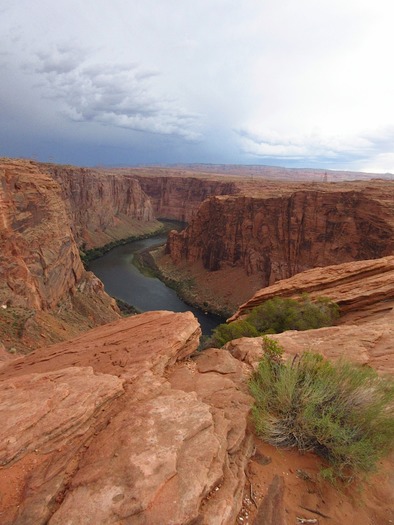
[230, 255, 394, 324]
[0, 311, 254, 525]
[167, 186, 394, 290]
[226, 256, 394, 374]
[0, 159, 119, 351]
[0, 159, 84, 311]
[42, 163, 160, 249]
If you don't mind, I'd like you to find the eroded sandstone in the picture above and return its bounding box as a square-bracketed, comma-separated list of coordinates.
[0, 159, 120, 351]
[230, 255, 394, 324]
[0, 311, 254, 525]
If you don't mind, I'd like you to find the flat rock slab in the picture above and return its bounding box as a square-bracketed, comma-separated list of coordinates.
[49, 389, 218, 525]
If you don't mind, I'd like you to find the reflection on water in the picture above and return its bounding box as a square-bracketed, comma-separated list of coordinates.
[88, 233, 223, 336]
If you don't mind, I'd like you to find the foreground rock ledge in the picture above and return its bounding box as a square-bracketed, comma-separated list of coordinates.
[0, 311, 253, 525]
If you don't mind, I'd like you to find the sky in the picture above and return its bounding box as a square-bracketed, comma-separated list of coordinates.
[1, 0, 394, 172]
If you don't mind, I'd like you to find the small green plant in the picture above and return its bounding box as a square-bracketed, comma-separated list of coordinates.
[249, 342, 394, 483]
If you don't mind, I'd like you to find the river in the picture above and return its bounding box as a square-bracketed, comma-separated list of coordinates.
[88, 232, 224, 336]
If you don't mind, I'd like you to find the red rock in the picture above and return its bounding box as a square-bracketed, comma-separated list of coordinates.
[0, 311, 255, 525]
[226, 257, 394, 373]
[230, 256, 394, 324]
[0, 159, 122, 351]
[134, 172, 239, 222]
[253, 475, 286, 525]
[43, 163, 160, 249]
[226, 311, 394, 375]
[167, 188, 394, 288]
[0, 366, 124, 466]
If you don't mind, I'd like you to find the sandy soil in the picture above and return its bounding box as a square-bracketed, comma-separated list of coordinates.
[239, 436, 394, 525]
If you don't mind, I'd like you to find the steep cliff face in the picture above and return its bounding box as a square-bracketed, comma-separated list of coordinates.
[0, 159, 119, 351]
[0, 160, 85, 310]
[42, 164, 160, 249]
[134, 174, 238, 222]
[167, 187, 394, 288]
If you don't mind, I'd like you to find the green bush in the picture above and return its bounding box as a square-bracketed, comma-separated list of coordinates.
[247, 295, 339, 334]
[209, 319, 259, 348]
[249, 340, 394, 483]
[207, 295, 339, 348]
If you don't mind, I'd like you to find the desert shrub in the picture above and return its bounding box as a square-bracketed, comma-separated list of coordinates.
[209, 319, 259, 348]
[249, 341, 394, 482]
[207, 295, 339, 348]
[246, 295, 339, 334]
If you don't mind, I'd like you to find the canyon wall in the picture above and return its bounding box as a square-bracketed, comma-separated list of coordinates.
[134, 173, 239, 222]
[0, 159, 119, 351]
[167, 186, 394, 289]
[42, 164, 160, 249]
[0, 159, 85, 310]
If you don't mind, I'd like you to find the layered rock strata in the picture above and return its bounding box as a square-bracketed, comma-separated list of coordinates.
[42, 163, 160, 249]
[0, 159, 119, 351]
[227, 255, 394, 373]
[167, 186, 394, 290]
[134, 173, 239, 222]
[0, 311, 254, 525]
[224, 265, 394, 522]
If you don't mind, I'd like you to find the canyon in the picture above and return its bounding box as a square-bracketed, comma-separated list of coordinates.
[0, 257, 393, 525]
[0, 157, 393, 524]
[163, 183, 394, 312]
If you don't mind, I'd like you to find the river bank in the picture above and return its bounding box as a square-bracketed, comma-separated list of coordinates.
[145, 245, 265, 320]
[136, 245, 249, 319]
[80, 223, 165, 264]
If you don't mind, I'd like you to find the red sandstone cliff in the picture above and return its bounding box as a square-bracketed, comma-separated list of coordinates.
[134, 173, 238, 222]
[97, 164, 393, 225]
[166, 186, 394, 290]
[41, 163, 160, 249]
[0, 159, 119, 351]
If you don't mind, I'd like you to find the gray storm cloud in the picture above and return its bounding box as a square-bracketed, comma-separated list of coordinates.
[30, 47, 202, 140]
[0, 0, 393, 171]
